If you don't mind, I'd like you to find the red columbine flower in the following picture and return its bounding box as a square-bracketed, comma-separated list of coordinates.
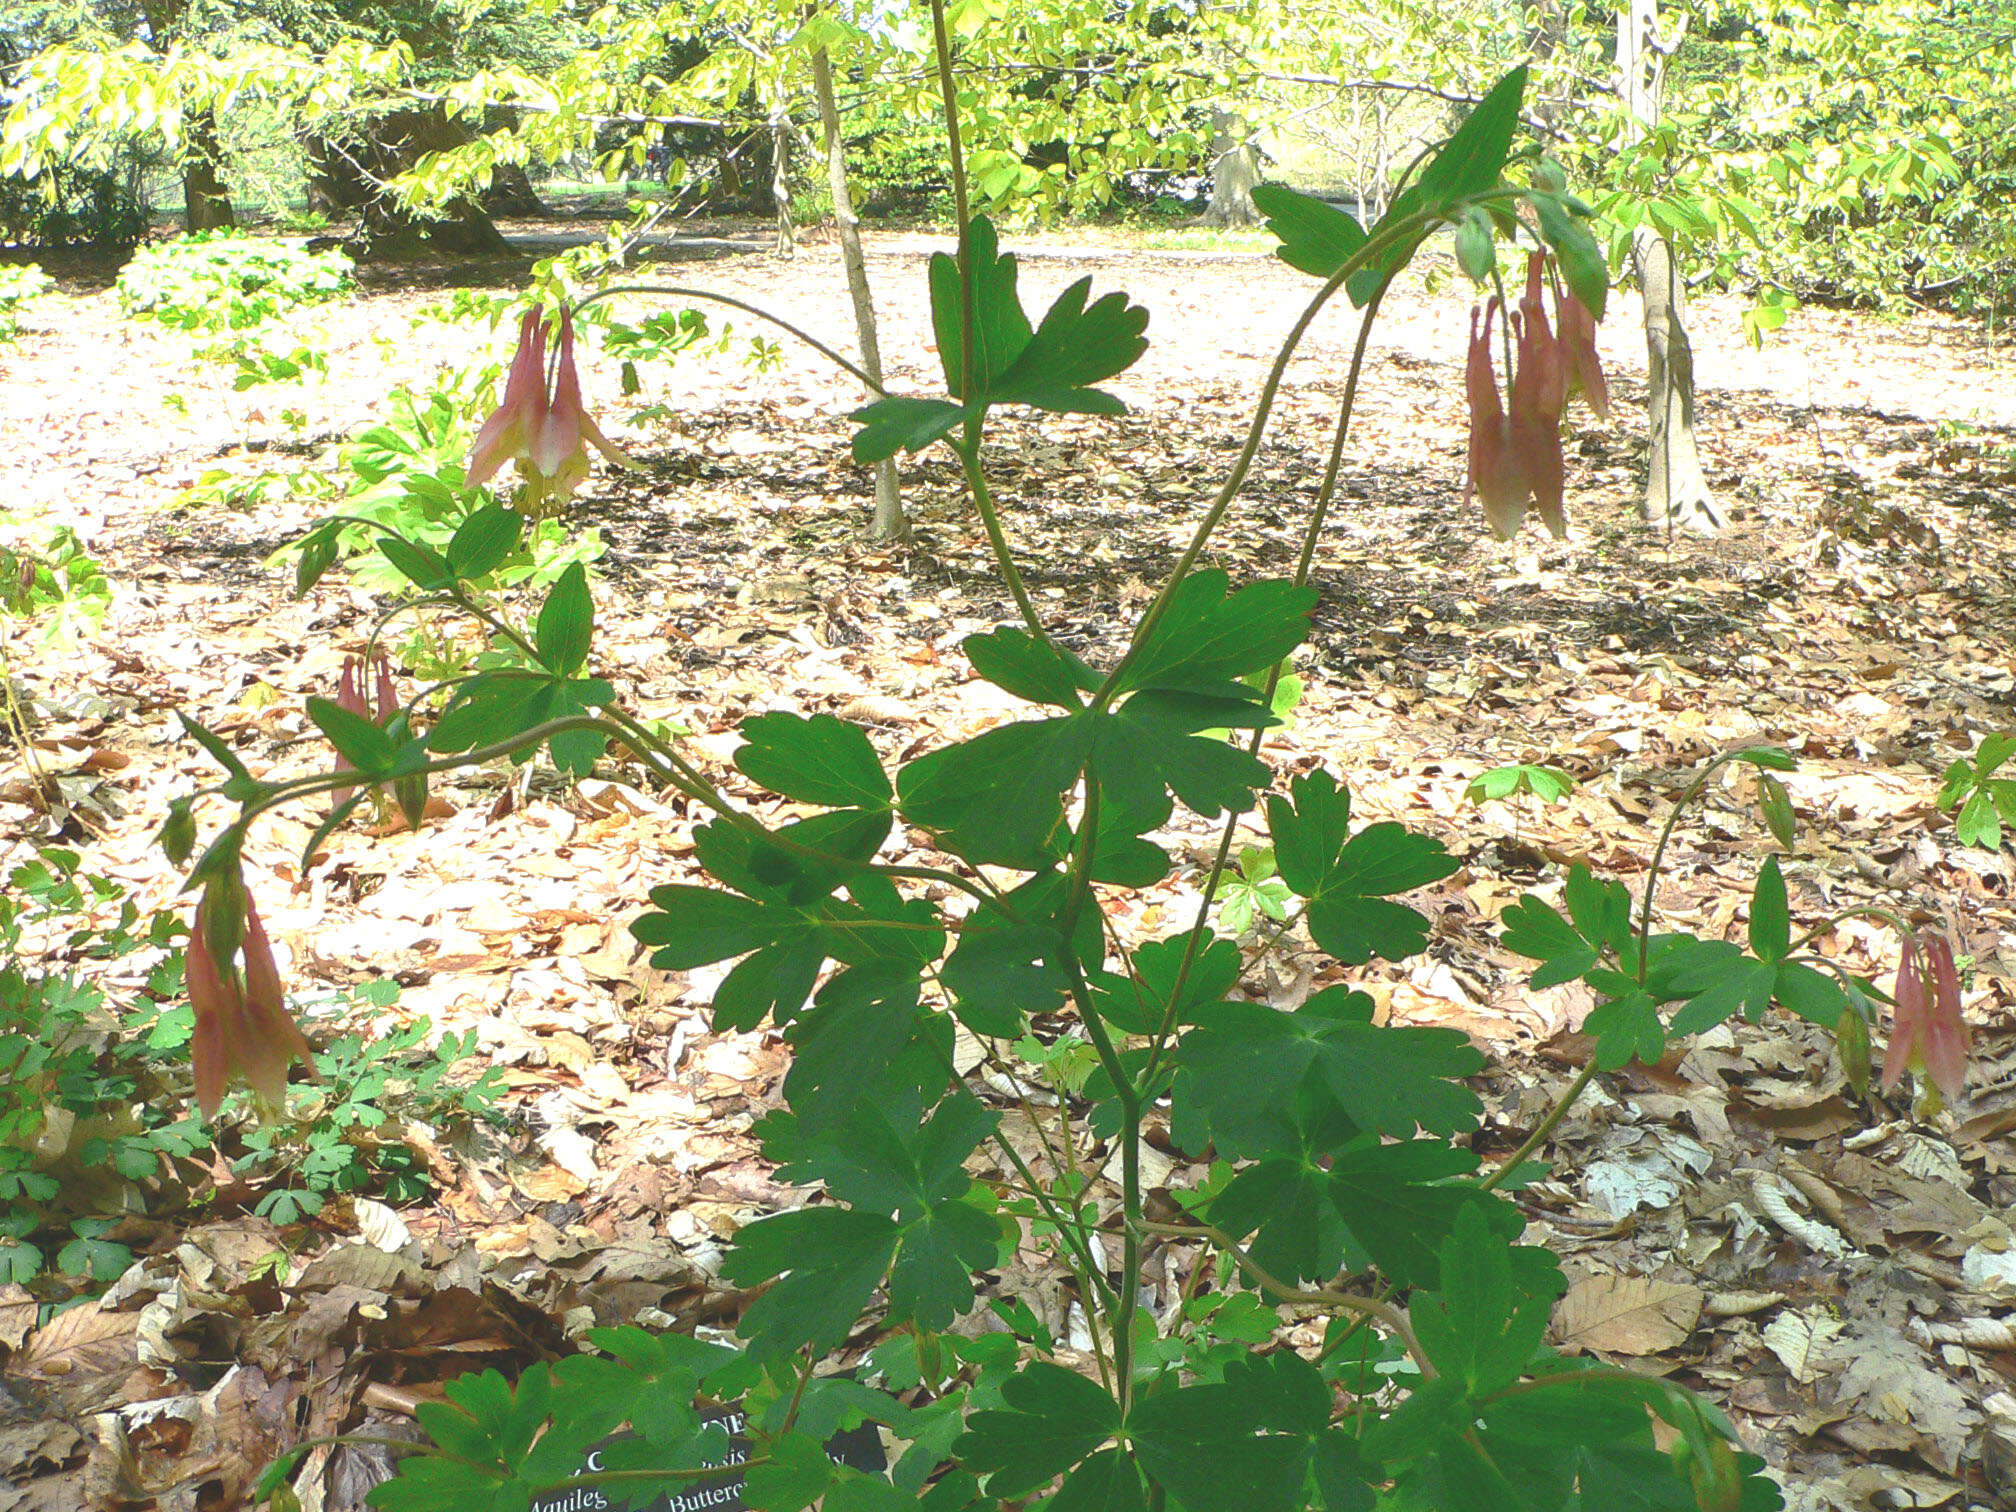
[1463, 251, 1607, 540]
[188, 874, 318, 1119]
[1466, 299, 1528, 539]
[330, 651, 401, 810]
[467, 306, 633, 517]
[1556, 288, 1609, 420]
[1881, 930, 1969, 1114]
[1509, 254, 1569, 539]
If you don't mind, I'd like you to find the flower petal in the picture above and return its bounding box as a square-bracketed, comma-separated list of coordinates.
[467, 309, 549, 486]
[1466, 300, 1528, 538]
[1559, 293, 1610, 419]
[1880, 938, 1924, 1092]
[1918, 933, 1969, 1102]
[185, 919, 235, 1119]
[239, 898, 317, 1106]
[530, 309, 587, 480]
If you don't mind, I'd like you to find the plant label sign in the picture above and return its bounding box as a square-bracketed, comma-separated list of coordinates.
[528, 1402, 889, 1512]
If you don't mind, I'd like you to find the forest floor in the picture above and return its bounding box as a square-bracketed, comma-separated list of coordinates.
[3, 219, 2016, 1512]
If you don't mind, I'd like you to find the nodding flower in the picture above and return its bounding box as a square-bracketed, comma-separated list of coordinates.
[331, 651, 398, 809]
[467, 306, 634, 517]
[187, 874, 318, 1120]
[1880, 930, 1969, 1115]
[1465, 299, 1528, 540]
[1556, 288, 1609, 420]
[1463, 251, 1607, 540]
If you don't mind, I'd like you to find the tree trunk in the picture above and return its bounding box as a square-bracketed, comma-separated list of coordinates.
[182, 109, 235, 232]
[1203, 109, 1261, 228]
[810, 45, 905, 542]
[770, 102, 794, 257]
[480, 161, 546, 219]
[1633, 229, 1723, 532]
[305, 109, 513, 260]
[1617, 0, 1721, 532]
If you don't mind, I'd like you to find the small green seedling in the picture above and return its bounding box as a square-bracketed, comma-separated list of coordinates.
[1217, 844, 1295, 936]
[1938, 732, 2016, 851]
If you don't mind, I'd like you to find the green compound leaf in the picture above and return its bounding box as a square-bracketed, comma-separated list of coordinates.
[931, 218, 1033, 399]
[958, 1361, 1120, 1499]
[632, 870, 939, 1034]
[853, 218, 1148, 462]
[1130, 1353, 1367, 1512]
[782, 964, 927, 1133]
[1088, 934, 1242, 1036]
[1177, 987, 1485, 1153]
[1465, 763, 1575, 806]
[932, 219, 1148, 412]
[736, 713, 893, 808]
[1327, 1140, 1521, 1289]
[1582, 991, 1666, 1071]
[1251, 182, 1369, 279]
[1410, 1206, 1555, 1397]
[899, 716, 1089, 870]
[1049, 1446, 1146, 1512]
[628, 885, 773, 966]
[533, 562, 593, 676]
[941, 872, 1106, 1037]
[887, 1193, 1000, 1332]
[1266, 771, 1457, 964]
[722, 1205, 900, 1360]
[1117, 572, 1317, 697]
[1499, 895, 1599, 989]
[990, 275, 1150, 412]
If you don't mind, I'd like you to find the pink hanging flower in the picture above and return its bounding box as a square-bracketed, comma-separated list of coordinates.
[1465, 299, 1528, 540]
[467, 306, 634, 517]
[1881, 931, 1969, 1113]
[1510, 254, 1569, 538]
[466, 308, 549, 490]
[1462, 251, 1607, 541]
[188, 876, 318, 1119]
[1556, 290, 1609, 419]
[330, 651, 401, 810]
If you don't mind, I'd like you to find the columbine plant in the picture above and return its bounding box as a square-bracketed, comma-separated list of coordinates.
[159, 54, 1974, 1512]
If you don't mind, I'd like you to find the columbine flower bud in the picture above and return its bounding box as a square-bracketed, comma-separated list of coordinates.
[467, 306, 634, 518]
[1880, 930, 1969, 1114]
[188, 874, 318, 1119]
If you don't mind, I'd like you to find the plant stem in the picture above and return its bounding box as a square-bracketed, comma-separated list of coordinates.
[1478, 1060, 1597, 1192]
[1142, 274, 1394, 1085]
[1092, 204, 1509, 713]
[570, 285, 883, 393]
[955, 440, 1046, 637]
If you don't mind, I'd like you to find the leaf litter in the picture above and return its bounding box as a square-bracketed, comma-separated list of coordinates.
[0, 228, 2013, 1508]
